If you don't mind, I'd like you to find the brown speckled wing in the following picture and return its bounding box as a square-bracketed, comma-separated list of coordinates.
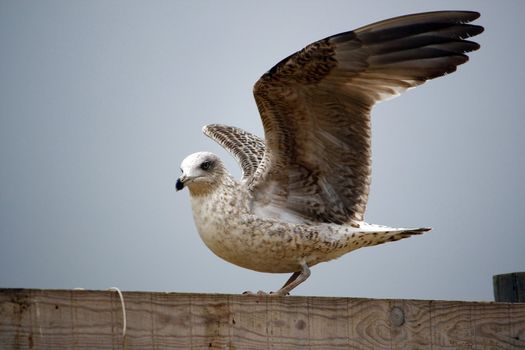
[203, 124, 265, 180]
[249, 11, 483, 224]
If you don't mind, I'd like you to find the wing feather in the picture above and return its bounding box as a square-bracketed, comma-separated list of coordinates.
[203, 124, 265, 180]
[249, 11, 483, 224]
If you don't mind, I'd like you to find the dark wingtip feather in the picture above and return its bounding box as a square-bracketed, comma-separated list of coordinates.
[463, 24, 484, 37]
[461, 11, 480, 21]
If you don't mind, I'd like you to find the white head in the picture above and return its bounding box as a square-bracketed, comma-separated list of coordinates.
[176, 152, 226, 196]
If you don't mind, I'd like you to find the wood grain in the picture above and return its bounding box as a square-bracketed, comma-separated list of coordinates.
[430, 300, 474, 349]
[510, 302, 525, 349]
[493, 272, 525, 303]
[1, 289, 525, 349]
[347, 298, 391, 349]
[230, 295, 269, 349]
[308, 297, 348, 349]
[390, 299, 431, 349]
[267, 295, 309, 349]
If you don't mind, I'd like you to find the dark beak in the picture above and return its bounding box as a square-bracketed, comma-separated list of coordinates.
[175, 178, 185, 191]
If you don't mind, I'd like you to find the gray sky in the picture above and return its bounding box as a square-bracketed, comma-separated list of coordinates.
[1, 1, 523, 301]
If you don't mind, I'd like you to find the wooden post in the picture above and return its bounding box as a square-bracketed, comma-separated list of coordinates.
[493, 272, 525, 303]
[1, 288, 525, 349]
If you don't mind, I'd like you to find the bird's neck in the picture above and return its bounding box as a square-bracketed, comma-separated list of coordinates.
[188, 173, 236, 198]
[188, 184, 214, 197]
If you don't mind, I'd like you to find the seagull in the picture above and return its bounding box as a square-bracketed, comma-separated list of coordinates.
[176, 11, 483, 296]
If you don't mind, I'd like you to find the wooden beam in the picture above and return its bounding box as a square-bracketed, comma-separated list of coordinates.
[1, 289, 524, 349]
[494, 272, 525, 303]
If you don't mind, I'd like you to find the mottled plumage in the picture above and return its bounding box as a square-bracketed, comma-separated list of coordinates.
[203, 124, 265, 180]
[177, 11, 483, 295]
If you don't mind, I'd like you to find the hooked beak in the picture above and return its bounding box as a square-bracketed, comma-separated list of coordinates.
[176, 175, 187, 191]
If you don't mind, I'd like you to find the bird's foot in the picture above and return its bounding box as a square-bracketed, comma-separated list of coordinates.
[242, 290, 270, 296]
[242, 290, 290, 296]
[270, 291, 290, 296]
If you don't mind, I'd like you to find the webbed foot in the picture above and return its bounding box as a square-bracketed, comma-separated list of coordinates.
[242, 290, 269, 296]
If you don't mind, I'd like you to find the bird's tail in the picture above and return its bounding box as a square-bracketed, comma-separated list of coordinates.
[347, 223, 431, 251]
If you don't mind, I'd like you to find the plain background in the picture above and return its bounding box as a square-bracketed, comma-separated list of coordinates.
[1, 1, 523, 301]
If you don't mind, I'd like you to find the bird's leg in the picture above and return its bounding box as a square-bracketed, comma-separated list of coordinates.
[282, 271, 301, 289]
[242, 262, 310, 296]
[266, 272, 300, 296]
[272, 262, 310, 296]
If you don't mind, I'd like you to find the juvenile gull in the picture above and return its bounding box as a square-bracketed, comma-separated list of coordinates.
[176, 11, 483, 296]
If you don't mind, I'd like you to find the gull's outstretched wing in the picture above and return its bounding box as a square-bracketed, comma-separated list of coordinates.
[249, 11, 483, 224]
[203, 124, 265, 180]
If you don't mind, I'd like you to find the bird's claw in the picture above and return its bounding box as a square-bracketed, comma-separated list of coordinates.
[242, 290, 290, 296]
[242, 290, 269, 296]
[270, 291, 290, 296]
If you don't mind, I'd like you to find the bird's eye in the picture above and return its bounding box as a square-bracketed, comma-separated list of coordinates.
[200, 161, 212, 170]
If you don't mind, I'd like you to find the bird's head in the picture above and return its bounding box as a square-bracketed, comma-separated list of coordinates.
[176, 152, 226, 196]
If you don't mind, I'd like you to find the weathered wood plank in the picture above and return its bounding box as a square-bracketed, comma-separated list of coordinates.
[230, 295, 269, 349]
[308, 297, 348, 349]
[430, 300, 474, 349]
[391, 299, 431, 349]
[267, 295, 309, 349]
[148, 292, 192, 348]
[189, 294, 232, 349]
[0, 289, 33, 349]
[1, 289, 525, 349]
[510, 302, 525, 349]
[472, 302, 511, 350]
[347, 298, 391, 349]
[494, 272, 525, 303]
